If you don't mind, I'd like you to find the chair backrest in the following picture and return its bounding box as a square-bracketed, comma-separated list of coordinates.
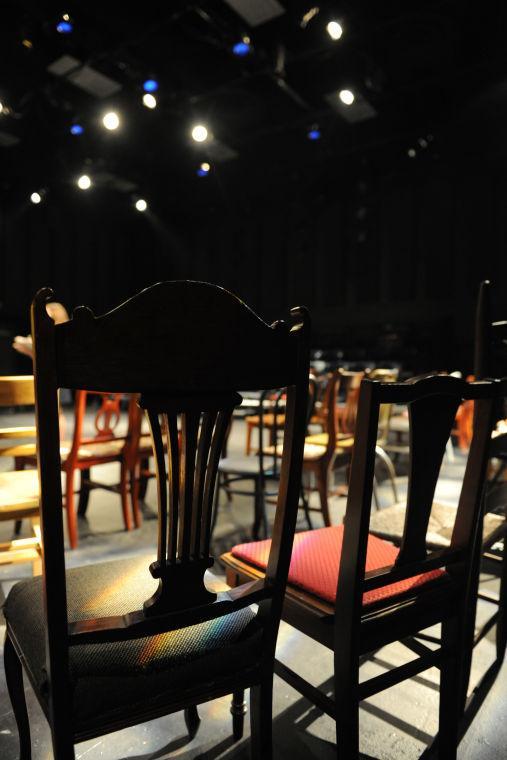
[336, 375, 498, 630]
[0, 376, 36, 451]
[31, 281, 310, 711]
[0, 375, 35, 408]
[474, 280, 507, 380]
[338, 370, 364, 436]
[66, 390, 127, 458]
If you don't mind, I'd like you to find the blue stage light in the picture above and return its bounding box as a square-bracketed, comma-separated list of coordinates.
[197, 162, 211, 177]
[70, 124, 84, 135]
[232, 40, 251, 56]
[308, 128, 321, 140]
[56, 21, 73, 34]
[143, 79, 159, 93]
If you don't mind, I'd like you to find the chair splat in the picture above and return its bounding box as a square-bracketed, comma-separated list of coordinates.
[140, 391, 242, 616]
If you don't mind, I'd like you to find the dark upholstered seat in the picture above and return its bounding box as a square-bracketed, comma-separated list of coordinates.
[232, 525, 446, 607]
[3, 556, 260, 732]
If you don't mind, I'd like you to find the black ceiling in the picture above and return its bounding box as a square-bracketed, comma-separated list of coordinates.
[2, 1, 507, 207]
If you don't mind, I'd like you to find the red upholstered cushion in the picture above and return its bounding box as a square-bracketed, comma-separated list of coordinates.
[232, 525, 445, 607]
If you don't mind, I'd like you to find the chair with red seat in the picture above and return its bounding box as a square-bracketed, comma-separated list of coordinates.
[221, 374, 499, 758]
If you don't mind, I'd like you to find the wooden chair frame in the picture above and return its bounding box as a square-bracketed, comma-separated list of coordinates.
[4, 281, 310, 760]
[223, 375, 499, 758]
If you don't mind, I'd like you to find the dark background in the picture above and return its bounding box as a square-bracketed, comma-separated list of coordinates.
[1, 1, 506, 374]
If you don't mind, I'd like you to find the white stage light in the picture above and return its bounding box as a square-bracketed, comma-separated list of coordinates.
[327, 21, 343, 40]
[339, 89, 354, 105]
[102, 111, 120, 130]
[135, 199, 147, 212]
[77, 174, 92, 190]
[30, 192, 42, 204]
[142, 93, 157, 109]
[191, 124, 208, 142]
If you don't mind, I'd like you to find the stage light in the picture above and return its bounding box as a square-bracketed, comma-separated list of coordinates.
[307, 126, 321, 140]
[135, 199, 147, 212]
[339, 89, 354, 105]
[143, 79, 158, 93]
[197, 162, 211, 177]
[326, 21, 343, 40]
[22, 39, 33, 49]
[142, 93, 157, 109]
[233, 38, 251, 56]
[191, 124, 208, 142]
[77, 174, 92, 190]
[30, 192, 42, 204]
[0, 102, 3, 114]
[407, 148, 416, 158]
[56, 20, 73, 34]
[102, 111, 120, 130]
[70, 124, 84, 135]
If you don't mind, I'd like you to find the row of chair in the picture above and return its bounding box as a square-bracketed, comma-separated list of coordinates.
[1, 279, 505, 760]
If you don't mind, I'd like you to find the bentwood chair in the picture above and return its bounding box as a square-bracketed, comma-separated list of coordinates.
[3, 281, 310, 760]
[0, 376, 41, 574]
[222, 375, 499, 758]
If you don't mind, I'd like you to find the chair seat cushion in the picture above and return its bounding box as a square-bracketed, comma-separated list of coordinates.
[232, 525, 445, 607]
[3, 556, 260, 731]
[369, 501, 506, 548]
[262, 442, 333, 461]
[304, 433, 355, 450]
[218, 455, 277, 475]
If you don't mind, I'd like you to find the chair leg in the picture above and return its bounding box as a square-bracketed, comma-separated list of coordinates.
[65, 471, 79, 549]
[184, 705, 200, 738]
[4, 633, 31, 760]
[119, 463, 132, 531]
[496, 535, 507, 661]
[250, 677, 273, 760]
[438, 618, 460, 760]
[130, 466, 142, 529]
[77, 467, 91, 517]
[300, 483, 313, 530]
[334, 661, 359, 759]
[246, 422, 253, 456]
[138, 458, 149, 501]
[315, 464, 331, 526]
[231, 689, 247, 741]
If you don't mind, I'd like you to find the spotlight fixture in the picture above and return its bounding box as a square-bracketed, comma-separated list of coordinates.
[307, 126, 321, 140]
[407, 148, 416, 158]
[30, 192, 42, 204]
[70, 124, 84, 135]
[326, 20, 343, 40]
[339, 89, 355, 105]
[77, 174, 92, 190]
[142, 93, 157, 109]
[191, 124, 208, 142]
[197, 162, 211, 177]
[143, 79, 159, 93]
[232, 38, 251, 56]
[102, 111, 120, 130]
[135, 199, 147, 212]
[22, 39, 33, 49]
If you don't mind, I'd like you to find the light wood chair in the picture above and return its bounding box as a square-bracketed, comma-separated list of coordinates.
[0, 376, 41, 574]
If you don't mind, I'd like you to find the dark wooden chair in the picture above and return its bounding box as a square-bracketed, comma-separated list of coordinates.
[221, 375, 499, 758]
[3, 281, 310, 760]
[370, 282, 507, 674]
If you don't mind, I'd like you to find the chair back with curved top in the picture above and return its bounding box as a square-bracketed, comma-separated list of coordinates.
[27, 280, 310, 756]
